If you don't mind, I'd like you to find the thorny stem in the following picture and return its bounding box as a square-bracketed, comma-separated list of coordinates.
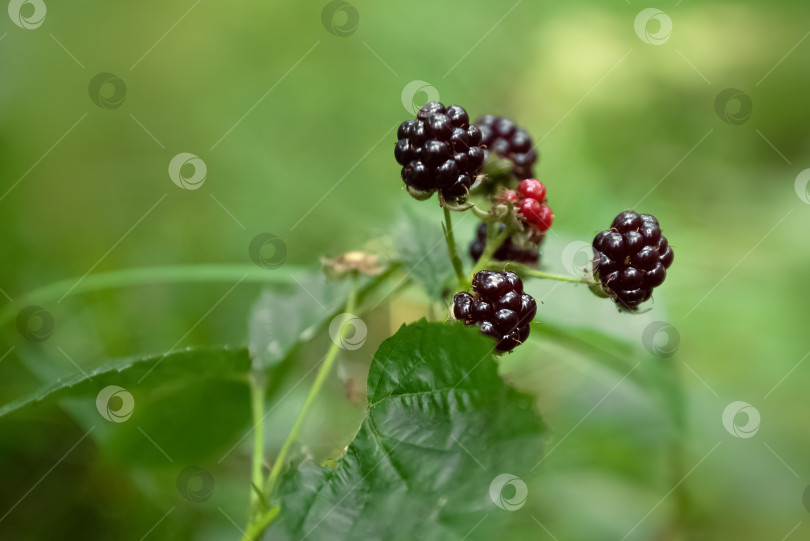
[442, 207, 468, 290]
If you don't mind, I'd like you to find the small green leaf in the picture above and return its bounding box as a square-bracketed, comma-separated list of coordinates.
[248, 271, 352, 369]
[392, 207, 455, 299]
[268, 321, 547, 541]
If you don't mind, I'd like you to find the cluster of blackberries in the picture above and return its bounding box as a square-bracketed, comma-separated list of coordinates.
[395, 102, 485, 201]
[593, 211, 674, 310]
[503, 179, 553, 232]
[453, 271, 536, 352]
[475, 115, 538, 179]
[469, 223, 539, 266]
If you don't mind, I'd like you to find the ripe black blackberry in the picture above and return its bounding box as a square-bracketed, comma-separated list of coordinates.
[593, 211, 674, 310]
[395, 102, 485, 201]
[453, 270, 536, 352]
[475, 115, 537, 180]
[469, 223, 539, 266]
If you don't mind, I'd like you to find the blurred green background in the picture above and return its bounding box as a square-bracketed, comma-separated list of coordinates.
[2, 0, 810, 539]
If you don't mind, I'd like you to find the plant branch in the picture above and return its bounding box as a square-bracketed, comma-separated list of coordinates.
[442, 207, 468, 290]
[479, 260, 594, 285]
[240, 505, 280, 541]
[263, 273, 359, 500]
[470, 223, 513, 277]
[515, 265, 592, 284]
[248, 372, 267, 514]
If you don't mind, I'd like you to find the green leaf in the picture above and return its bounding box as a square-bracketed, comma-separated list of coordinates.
[0, 347, 249, 419]
[249, 271, 352, 369]
[268, 321, 547, 541]
[0, 347, 252, 465]
[392, 207, 455, 300]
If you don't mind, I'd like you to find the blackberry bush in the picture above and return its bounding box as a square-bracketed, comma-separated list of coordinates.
[3, 95, 681, 541]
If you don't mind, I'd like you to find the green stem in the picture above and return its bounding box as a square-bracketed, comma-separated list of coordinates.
[658, 359, 695, 536]
[240, 505, 280, 541]
[519, 267, 590, 284]
[470, 225, 512, 277]
[248, 372, 266, 513]
[0, 264, 313, 329]
[480, 261, 593, 285]
[442, 207, 468, 290]
[263, 274, 359, 500]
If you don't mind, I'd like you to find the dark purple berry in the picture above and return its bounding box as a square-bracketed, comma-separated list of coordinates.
[519, 294, 536, 321]
[632, 245, 658, 270]
[494, 308, 519, 333]
[611, 210, 642, 232]
[499, 291, 520, 311]
[395, 103, 484, 201]
[467, 125, 482, 146]
[598, 231, 625, 260]
[418, 101, 445, 119]
[453, 292, 473, 322]
[592, 211, 673, 310]
[472, 270, 509, 298]
[445, 105, 469, 127]
[472, 299, 492, 321]
[423, 140, 450, 167]
[660, 246, 674, 268]
[436, 160, 459, 187]
[624, 230, 644, 252]
[428, 114, 452, 139]
[504, 271, 522, 294]
[453, 271, 536, 352]
[394, 139, 411, 166]
[643, 263, 666, 288]
[397, 120, 416, 140]
[479, 321, 500, 339]
[620, 267, 643, 289]
[474, 115, 538, 180]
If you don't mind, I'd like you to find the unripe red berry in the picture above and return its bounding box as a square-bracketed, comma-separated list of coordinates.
[518, 198, 542, 224]
[535, 205, 553, 231]
[517, 179, 546, 202]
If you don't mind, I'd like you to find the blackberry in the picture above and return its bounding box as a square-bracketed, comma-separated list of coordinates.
[395, 102, 485, 201]
[593, 211, 674, 310]
[453, 270, 536, 352]
[469, 223, 539, 266]
[475, 115, 538, 180]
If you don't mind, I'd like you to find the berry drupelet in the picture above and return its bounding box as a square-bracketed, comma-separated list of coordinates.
[475, 115, 538, 180]
[395, 102, 485, 201]
[453, 270, 537, 352]
[593, 211, 674, 310]
[469, 222, 539, 266]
